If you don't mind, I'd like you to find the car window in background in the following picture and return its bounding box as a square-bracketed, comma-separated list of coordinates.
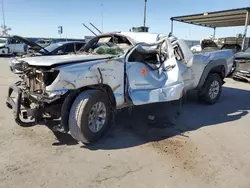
[38, 41, 45, 45]
[76, 43, 85, 51]
[8, 38, 22, 44]
[64, 43, 74, 53]
[43, 43, 63, 53]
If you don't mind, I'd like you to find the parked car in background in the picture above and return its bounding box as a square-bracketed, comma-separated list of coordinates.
[233, 47, 250, 82]
[9, 35, 86, 73]
[11, 35, 86, 56]
[0, 37, 9, 55]
[39, 41, 86, 55]
[0, 37, 27, 55]
[36, 39, 52, 48]
[191, 38, 242, 54]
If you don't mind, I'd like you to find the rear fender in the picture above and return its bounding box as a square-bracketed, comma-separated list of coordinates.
[196, 59, 227, 90]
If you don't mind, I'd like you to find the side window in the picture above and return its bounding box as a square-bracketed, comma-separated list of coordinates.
[54, 45, 66, 54]
[76, 43, 85, 51]
[9, 39, 21, 44]
[8, 38, 16, 44]
[64, 43, 74, 53]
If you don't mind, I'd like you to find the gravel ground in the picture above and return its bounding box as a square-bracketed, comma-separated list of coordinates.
[0, 57, 250, 188]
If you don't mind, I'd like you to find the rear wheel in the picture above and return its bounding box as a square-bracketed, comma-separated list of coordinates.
[69, 90, 112, 144]
[198, 73, 222, 104]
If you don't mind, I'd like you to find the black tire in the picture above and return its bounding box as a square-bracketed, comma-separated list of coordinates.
[198, 73, 222, 104]
[69, 90, 112, 144]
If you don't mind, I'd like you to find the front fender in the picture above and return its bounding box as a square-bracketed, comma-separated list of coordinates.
[45, 58, 125, 107]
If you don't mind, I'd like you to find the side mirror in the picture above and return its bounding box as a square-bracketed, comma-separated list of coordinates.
[57, 50, 64, 55]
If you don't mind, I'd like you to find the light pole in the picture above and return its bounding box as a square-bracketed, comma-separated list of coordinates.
[1, 0, 5, 28]
[0, 0, 11, 36]
[101, 4, 103, 32]
[143, 0, 147, 27]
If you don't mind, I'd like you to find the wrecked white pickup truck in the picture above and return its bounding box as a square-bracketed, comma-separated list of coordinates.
[6, 32, 234, 144]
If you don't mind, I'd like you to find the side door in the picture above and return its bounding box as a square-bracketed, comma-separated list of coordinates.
[7, 38, 15, 53]
[16, 40, 26, 53]
[7, 38, 26, 53]
[171, 39, 193, 90]
[125, 39, 185, 105]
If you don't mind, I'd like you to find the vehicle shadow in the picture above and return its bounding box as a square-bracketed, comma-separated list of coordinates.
[43, 120, 79, 146]
[82, 86, 250, 150]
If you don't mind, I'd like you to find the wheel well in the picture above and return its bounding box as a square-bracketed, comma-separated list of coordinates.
[209, 65, 225, 79]
[78, 84, 116, 109]
[60, 84, 116, 132]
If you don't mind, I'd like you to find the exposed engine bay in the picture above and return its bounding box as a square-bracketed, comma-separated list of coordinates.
[7, 65, 63, 126]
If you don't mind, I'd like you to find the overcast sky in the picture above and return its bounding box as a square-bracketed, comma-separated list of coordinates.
[2, 0, 250, 40]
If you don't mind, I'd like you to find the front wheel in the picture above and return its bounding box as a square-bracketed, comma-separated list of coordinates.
[198, 73, 222, 104]
[69, 90, 112, 144]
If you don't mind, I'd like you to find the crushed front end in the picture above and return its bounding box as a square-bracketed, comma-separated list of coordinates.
[6, 61, 68, 127]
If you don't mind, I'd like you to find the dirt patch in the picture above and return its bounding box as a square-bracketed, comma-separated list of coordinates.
[151, 135, 198, 171]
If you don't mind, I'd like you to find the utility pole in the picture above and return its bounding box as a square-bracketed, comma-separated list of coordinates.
[101, 4, 103, 32]
[1, 0, 5, 29]
[143, 0, 147, 27]
[0, 0, 11, 36]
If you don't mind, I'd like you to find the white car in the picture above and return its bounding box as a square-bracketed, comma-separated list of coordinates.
[0, 37, 27, 55]
[6, 32, 234, 144]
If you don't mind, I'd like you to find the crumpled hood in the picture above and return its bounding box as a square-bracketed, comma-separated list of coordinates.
[235, 52, 250, 60]
[17, 54, 114, 66]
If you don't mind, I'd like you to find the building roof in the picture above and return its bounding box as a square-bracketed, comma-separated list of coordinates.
[171, 7, 250, 28]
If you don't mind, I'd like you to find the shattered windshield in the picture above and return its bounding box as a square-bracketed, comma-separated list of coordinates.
[80, 35, 133, 56]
